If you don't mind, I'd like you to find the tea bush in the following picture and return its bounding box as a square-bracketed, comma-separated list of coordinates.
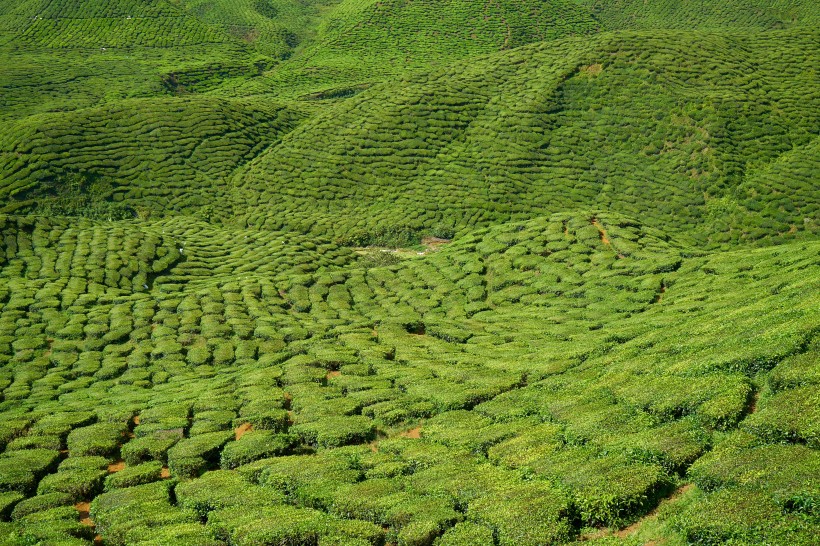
[0, 1, 817, 543]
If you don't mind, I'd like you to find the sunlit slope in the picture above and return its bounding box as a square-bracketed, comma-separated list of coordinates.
[0, 97, 307, 218]
[230, 29, 820, 247]
[241, 0, 599, 98]
[0, 0, 264, 121]
[173, 0, 340, 59]
[0, 212, 817, 544]
[0, 0, 227, 49]
[582, 0, 820, 30]
[238, 0, 820, 98]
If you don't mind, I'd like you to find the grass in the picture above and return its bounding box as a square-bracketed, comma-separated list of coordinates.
[0, 0, 817, 544]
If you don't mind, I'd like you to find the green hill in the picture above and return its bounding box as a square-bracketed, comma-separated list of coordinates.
[0, 96, 306, 217]
[0, 0, 818, 545]
[230, 29, 819, 247]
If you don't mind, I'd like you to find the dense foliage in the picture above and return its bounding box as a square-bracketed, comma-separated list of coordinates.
[0, 0, 817, 545]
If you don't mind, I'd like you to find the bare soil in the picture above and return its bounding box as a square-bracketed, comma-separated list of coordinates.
[580, 484, 694, 541]
[235, 422, 253, 440]
[591, 219, 611, 246]
[399, 427, 421, 439]
[75, 502, 93, 526]
[617, 484, 694, 538]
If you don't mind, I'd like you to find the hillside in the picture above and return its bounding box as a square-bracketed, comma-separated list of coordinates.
[229, 29, 819, 248]
[0, 0, 818, 545]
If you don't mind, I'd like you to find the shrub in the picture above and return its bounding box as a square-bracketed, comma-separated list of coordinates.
[435, 522, 495, 546]
[237, 404, 290, 431]
[130, 523, 224, 546]
[0, 491, 24, 520]
[104, 461, 164, 490]
[29, 412, 96, 438]
[0, 449, 61, 494]
[176, 470, 286, 518]
[91, 481, 199, 546]
[37, 468, 107, 501]
[291, 415, 376, 449]
[208, 504, 371, 546]
[10, 492, 73, 520]
[221, 431, 299, 469]
[167, 430, 233, 478]
[67, 422, 128, 457]
[467, 481, 574, 546]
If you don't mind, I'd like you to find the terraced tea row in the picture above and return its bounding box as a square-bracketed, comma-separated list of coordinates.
[0, 97, 307, 217]
[0, 212, 817, 544]
[230, 29, 820, 248]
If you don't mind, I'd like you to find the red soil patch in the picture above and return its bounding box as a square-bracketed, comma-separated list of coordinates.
[399, 427, 421, 439]
[326, 370, 341, 379]
[591, 219, 611, 246]
[94, 536, 103, 546]
[108, 460, 125, 473]
[75, 502, 93, 526]
[133, 415, 141, 425]
[160, 466, 171, 479]
[421, 236, 451, 251]
[235, 422, 253, 441]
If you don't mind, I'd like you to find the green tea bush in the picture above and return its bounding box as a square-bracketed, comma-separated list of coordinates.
[252, 452, 362, 508]
[435, 521, 496, 546]
[10, 492, 73, 520]
[13, 506, 94, 544]
[0, 491, 24, 520]
[104, 461, 164, 490]
[121, 433, 180, 465]
[91, 481, 200, 546]
[36, 467, 107, 501]
[467, 481, 574, 546]
[66, 422, 128, 457]
[167, 430, 233, 478]
[220, 431, 299, 469]
[291, 415, 376, 449]
[742, 385, 820, 447]
[175, 469, 286, 518]
[0, 449, 61, 494]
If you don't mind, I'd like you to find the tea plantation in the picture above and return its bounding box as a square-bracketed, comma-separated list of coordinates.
[0, 0, 818, 545]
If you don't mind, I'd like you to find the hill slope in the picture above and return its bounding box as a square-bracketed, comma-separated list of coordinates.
[0, 212, 817, 544]
[230, 29, 820, 247]
[0, 1, 818, 545]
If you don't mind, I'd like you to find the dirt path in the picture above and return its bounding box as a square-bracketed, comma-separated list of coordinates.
[591, 218, 611, 246]
[235, 422, 253, 441]
[107, 460, 125, 473]
[580, 484, 693, 542]
[399, 427, 421, 439]
[75, 502, 93, 526]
